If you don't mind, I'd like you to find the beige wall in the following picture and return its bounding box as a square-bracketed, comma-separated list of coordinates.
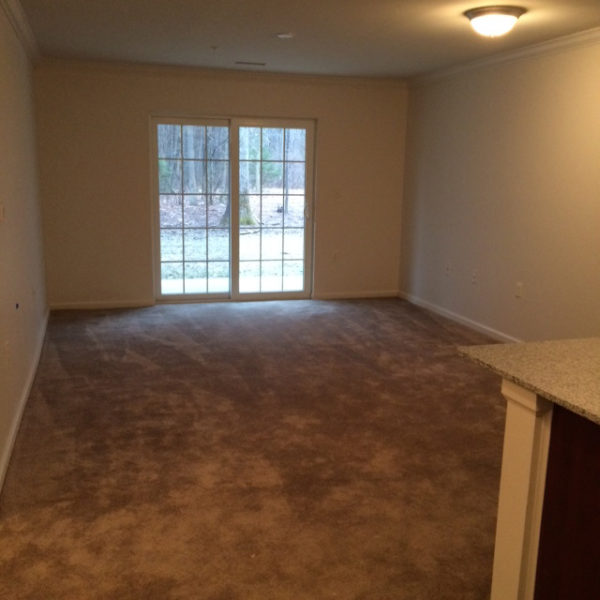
[402, 38, 600, 341]
[34, 60, 407, 307]
[0, 7, 47, 485]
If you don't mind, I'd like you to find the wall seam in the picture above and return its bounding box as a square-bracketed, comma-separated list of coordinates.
[0, 0, 38, 59]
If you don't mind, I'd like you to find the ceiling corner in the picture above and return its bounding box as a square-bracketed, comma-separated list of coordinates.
[1, 0, 39, 60]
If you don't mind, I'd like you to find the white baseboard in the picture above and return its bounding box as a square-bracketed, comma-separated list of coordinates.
[0, 307, 49, 492]
[313, 289, 400, 300]
[49, 298, 155, 310]
[53, 294, 406, 308]
[400, 292, 521, 343]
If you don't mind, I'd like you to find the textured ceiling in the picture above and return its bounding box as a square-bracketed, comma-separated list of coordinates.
[17, 0, 600, 77]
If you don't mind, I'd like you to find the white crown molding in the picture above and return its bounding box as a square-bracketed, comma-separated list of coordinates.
[0, 0, 38, 59]
[411, 26, 600, 88]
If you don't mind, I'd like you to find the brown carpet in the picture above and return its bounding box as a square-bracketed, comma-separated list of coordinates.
[0, 298, 505, 599]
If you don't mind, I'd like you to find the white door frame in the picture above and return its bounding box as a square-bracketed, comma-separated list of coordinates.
[150, 115, 315, 302]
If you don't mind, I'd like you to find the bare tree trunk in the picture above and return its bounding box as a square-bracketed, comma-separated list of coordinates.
[220, 197, 254, 226]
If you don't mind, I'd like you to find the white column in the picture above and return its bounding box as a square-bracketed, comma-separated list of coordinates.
[490, 379, 553, 600]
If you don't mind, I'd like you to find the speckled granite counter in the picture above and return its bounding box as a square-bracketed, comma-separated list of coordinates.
[459, 338, 600, 426]
[460, 337, 600, 600]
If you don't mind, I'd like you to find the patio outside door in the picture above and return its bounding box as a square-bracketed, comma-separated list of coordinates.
[153, 118, 314, 300]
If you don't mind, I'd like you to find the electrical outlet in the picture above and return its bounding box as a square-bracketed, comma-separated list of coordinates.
[515, 281, 524, 299]
[471, 269, 478, 285]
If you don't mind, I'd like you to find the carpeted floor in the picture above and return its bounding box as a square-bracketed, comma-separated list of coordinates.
[0, 298, 505, 599]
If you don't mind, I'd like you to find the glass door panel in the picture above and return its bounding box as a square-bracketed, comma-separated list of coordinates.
[157, 123, 230, 295]
[238, 126, 308, 295]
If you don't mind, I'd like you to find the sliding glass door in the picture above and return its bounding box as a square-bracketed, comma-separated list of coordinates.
[153, 118, 313, 300]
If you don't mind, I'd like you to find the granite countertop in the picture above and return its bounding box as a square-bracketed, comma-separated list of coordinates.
[459, 338, 600, 425]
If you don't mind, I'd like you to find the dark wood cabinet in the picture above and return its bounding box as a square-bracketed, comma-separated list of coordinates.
[534, 405, 600, 600]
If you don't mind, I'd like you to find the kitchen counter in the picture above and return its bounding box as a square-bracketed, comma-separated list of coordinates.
[460, 337, 600, 600]
[459, 337, 600, 425]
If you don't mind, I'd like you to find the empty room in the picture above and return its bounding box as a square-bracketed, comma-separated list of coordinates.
[1, 1, 599, 598]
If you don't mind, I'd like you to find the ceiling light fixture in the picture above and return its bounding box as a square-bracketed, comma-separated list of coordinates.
[464, 5, 527, 37]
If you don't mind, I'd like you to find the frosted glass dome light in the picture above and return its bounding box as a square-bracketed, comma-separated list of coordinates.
[464, 6, 526, 37]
